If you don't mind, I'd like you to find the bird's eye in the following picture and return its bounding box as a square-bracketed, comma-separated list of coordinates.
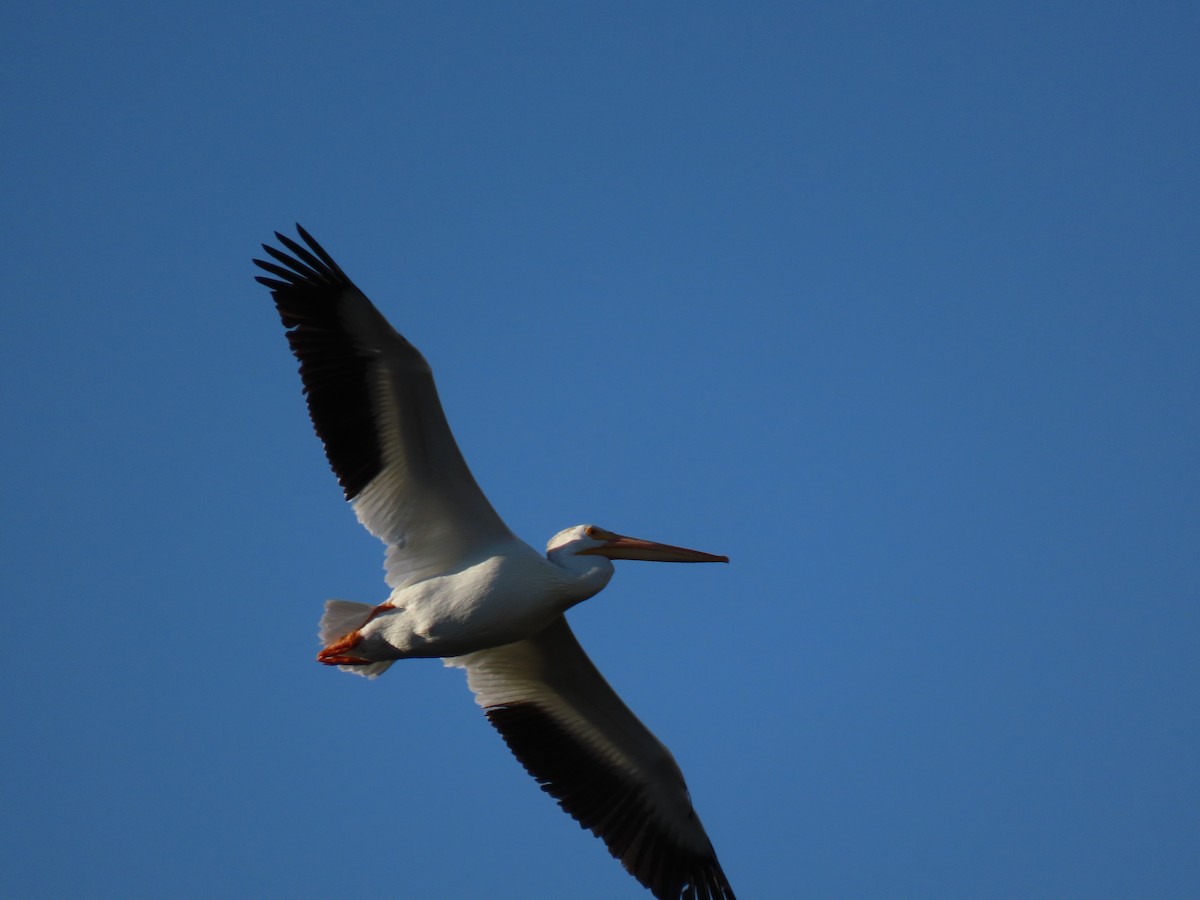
[585, 526, 600, 538]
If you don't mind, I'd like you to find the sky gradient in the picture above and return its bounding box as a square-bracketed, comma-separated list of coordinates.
[3, 3, 1198, 898]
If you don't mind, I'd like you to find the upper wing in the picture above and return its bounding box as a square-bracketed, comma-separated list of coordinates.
[254, 225, 515, 588]
[447, 617, 736, 900]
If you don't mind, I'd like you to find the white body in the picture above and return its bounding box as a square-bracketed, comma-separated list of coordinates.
[350, 534, 615, 661]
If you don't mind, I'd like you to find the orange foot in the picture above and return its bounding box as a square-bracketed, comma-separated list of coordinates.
[318, 631, 369, 667]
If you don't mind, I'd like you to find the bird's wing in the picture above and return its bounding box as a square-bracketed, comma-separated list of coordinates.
[255, 225, 515, 588]
[447, 616, 736, 900]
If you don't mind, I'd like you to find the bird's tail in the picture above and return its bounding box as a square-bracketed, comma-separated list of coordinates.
[318, 600, 394, 678]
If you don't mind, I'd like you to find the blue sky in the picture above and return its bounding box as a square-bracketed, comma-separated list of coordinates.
[3, 3, 1198, 897]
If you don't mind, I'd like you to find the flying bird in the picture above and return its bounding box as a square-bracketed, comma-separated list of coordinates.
[254, 226, 736, 900]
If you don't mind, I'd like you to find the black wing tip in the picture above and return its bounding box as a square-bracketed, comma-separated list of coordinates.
[270, 224, 312, 256]
[252, 225, 350, 286]
[484, 701, 737, 900]
[294, 221, 316, 244]
[253, 224, 383, 501]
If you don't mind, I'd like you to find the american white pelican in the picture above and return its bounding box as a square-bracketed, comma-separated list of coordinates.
[254, 226, 736, 900]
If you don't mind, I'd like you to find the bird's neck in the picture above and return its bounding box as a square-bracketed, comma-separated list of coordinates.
[546, 553, 615, 609]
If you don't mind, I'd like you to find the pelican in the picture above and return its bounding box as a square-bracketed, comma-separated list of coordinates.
[254, 226, 736, 900]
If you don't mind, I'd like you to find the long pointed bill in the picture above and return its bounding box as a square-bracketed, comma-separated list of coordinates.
[588, 531, 729, 563]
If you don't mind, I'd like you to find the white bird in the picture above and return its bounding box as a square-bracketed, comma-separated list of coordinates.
[254, 226, 736, 900]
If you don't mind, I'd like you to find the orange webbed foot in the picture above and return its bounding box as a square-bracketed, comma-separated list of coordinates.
[317, 630, 367, 666]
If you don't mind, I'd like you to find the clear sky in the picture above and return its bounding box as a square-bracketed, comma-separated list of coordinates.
[2, 3, 1198, 898]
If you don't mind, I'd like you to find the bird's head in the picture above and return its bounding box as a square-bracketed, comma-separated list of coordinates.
[543, 525, 728, 610]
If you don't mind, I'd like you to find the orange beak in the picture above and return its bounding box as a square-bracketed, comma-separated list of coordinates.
[584, 528, 729, 563]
